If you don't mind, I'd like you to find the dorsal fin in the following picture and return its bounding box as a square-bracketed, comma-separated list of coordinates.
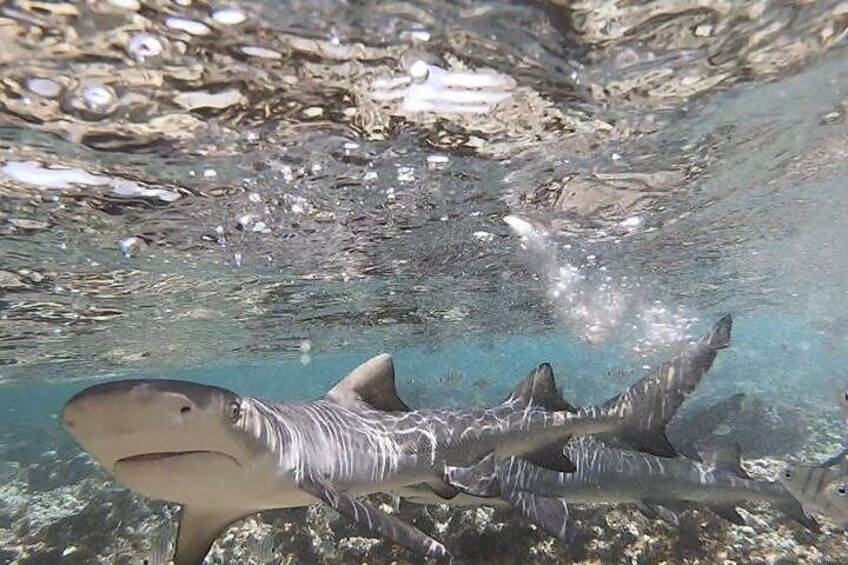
[701, 441, 750, 479]
[326, 354, 411, 412]
[502, 363, 576, 412]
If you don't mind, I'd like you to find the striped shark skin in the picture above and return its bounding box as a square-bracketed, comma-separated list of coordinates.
[779, 384, 848, 527]
[780, 456, 848, 527]
[410, 314, 734, 510]
[440, 316, 817, 537]
[60, 315, 731, 565]
[458, 437, 817, 539]
[56, 360, 623, 563]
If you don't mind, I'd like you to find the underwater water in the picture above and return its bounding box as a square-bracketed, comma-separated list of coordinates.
[1, 0, 848, 563]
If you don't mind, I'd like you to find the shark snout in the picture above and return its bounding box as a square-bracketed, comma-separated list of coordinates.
[63, 380, 196, 432]
[61, 379, 245, 470]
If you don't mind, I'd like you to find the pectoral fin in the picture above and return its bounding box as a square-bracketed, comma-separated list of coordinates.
[174, 506, 246, 565]
[774, 499, 820, 532]
[636, 500, 682, 526]
[501, 486, 572, 543]
[818, 447, 848, 470]
[295, 471, 452, 563]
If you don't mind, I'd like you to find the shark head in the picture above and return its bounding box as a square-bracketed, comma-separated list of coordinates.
[780, 463, 848, 528]
[61, 379, 264, 505]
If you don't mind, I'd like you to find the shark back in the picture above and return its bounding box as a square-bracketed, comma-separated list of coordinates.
[498, 437, 816, 530]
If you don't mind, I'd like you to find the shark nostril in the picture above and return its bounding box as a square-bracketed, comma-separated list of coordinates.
[180, 406, 191, 414]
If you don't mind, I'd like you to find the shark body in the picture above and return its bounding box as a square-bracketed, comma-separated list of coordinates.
[439, 315, 815, 537]
[482, 437, 815, 533]
[61, 316, 732, 564]
[780, 386, 848, 527]
[780, 458, 848, 528]
[61, 358, 628, 564]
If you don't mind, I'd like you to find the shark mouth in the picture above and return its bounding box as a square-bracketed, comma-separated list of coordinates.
[115, 450, 241, 467]
[117, 450, 214, 463]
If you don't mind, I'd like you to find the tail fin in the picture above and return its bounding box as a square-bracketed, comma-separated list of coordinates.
[674, 393, 746, 460]
[599, 315, 733, 457]
[703, 313, 733, 351]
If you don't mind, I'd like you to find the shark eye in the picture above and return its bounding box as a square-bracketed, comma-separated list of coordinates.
[226, 400, 242, 422]
[837, 484, 848, 497]
[783, 469, 793, 480]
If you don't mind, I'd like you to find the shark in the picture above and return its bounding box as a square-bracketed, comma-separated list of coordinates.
[779, 386, 848, 527]
[403, 314, 734, 512]
[436, 315, 816, 537]
[60, 315, 731, 565]
[445, 436, 817, 540]
[780, 458, 848, 528]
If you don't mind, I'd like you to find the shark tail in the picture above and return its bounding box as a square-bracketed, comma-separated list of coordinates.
[674, 392, 747, 460]
[703, 313, 733, 351]
[599, 314, 733, 457]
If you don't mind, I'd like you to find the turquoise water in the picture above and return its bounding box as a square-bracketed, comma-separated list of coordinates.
[2, 314, 847, 562]
[1, 0, 848, 562]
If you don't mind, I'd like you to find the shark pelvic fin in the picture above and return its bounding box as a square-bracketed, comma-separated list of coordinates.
[673, 392, 747, 461]
[625, 431, 678, 458]
[706, 503, 745, 525]
[636, 500, 682, 526]
[502, 363, 576, 412]
[295, 471, 452, 563]
[423, 479, 461, 500]
[443, 453, 500, 497]
[700, 442, 750, 479]
[174, 506, 246, 565]
[326, 353, 411, 412]
[501, 485, 573, 543]
[775, 498, 821, 532]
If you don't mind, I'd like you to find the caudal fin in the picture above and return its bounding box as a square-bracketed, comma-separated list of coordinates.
[598, 315, 733, 457]
[673, 392, 746, 460]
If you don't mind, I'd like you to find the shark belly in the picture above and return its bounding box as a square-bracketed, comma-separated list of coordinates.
[112, 450, 316, 510]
